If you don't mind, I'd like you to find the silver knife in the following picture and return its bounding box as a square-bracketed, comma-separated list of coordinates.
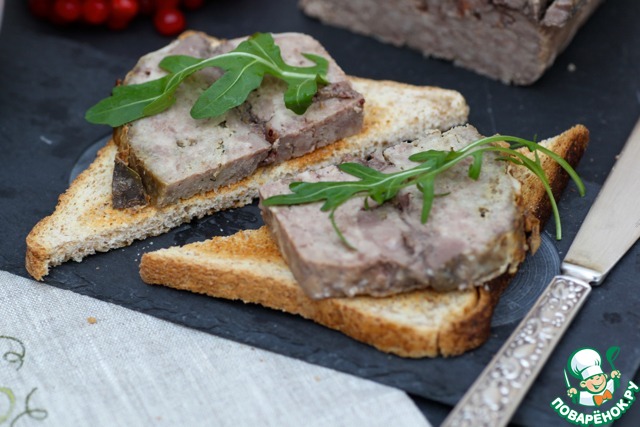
[441, 117, 640, 427]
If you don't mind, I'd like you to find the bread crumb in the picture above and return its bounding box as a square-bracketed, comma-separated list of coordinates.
[87, 316, 97, 324]
[567, 63, 577, 72]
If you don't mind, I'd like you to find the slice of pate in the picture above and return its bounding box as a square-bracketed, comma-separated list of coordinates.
[259, 125, 528, 299]
[114, 32, 365, 207]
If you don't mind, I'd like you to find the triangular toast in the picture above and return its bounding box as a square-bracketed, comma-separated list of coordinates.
[140, 125, 589, 357]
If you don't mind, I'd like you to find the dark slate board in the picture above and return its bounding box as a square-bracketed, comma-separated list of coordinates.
[1, 1, 640, 426]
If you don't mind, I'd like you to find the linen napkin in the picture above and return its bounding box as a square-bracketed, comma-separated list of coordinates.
[0, 271, 430, 426]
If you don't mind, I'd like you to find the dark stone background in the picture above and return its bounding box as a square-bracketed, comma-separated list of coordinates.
[1, 1, 639, 425]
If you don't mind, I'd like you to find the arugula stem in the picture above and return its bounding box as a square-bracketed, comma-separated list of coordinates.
[85, 33, 330, 126]
[329, 210, 356, 250]
[165, 51, 325, 85]
[487, 146, 563, 239]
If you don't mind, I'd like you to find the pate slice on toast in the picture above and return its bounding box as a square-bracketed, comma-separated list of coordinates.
[259, 125, 528, 298]
[139, 125, 588, 358]
[116, 32, 365, 208]
[26, 76, 468, 280]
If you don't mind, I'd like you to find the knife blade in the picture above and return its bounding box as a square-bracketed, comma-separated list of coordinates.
[441, 117, 640, 427]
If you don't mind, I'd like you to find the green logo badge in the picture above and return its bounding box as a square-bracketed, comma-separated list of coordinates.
[550, 346, 639, 425]
[566, 347, 621, 407]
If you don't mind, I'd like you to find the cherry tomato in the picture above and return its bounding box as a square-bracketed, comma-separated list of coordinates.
[138, 0, 156, 15]
[53, 0, 82, 23]
[156, 0, 180, 9]
[82, 0, 111, 25]
[182, 0, 204, 10]
[154, 8, 185, 36]
[29, 0, 54, 19]
[107, 15, 132, 30]
[110, 0, 139, 21]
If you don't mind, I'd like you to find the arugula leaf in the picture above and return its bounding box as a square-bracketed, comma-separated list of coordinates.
[84, 76, 170, 127]
[85, 33, 330, 127]
[283, 53, 330, 114]
[416, 173, 436, 223]
[262, 135, 586, 247]
[158, 55, 203, 73]
[190, 58, 266, 119]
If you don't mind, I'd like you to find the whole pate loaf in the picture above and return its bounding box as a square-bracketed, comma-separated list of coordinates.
[299, 0, 605, 85]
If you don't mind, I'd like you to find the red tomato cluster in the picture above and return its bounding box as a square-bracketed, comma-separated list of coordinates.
[28, 0, 205, 36]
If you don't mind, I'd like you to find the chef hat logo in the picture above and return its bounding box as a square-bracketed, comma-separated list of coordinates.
[569, 348, 604, 380]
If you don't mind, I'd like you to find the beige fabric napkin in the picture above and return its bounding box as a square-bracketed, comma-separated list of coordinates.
[0, 270, 430, 426]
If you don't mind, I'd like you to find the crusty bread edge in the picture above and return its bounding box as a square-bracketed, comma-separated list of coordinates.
[436, 125, 589, 355]
[140, 227, 444, 357]
[437, 124, 589, 355]
[25, 142, 126, 281]
[140, 125, 589, 357]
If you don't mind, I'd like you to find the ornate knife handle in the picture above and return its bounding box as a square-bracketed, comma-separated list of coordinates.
[441, 275, 592, 427]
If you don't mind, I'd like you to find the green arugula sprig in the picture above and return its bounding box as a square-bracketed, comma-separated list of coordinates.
[263, 135, 585, 247]
[85, 33, 329, 127]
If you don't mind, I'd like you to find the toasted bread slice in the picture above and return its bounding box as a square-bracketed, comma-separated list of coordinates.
[26, 76, 468, 280]
[139, 125, 589, 358]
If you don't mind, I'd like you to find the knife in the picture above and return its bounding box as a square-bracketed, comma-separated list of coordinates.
[441, 117, 640, 427]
